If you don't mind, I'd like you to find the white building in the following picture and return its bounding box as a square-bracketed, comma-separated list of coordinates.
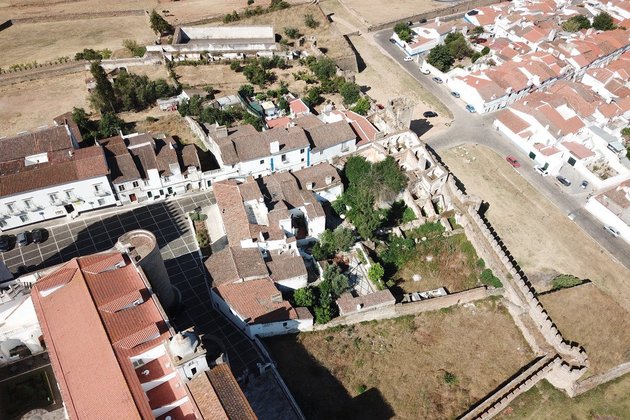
[0, 125, 116, 231]
[98, 133, 203, 204]
[147, 25, 277, 62]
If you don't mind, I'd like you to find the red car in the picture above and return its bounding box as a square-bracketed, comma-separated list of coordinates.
[506, 156, 520, 168]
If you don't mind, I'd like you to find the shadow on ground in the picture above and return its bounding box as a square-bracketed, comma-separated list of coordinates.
[264, 335, 394, 420]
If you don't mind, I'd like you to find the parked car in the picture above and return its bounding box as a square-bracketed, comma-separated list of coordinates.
[420, 68, 431, 75]
[419, 18, 427, 24]
[31, 228, 47, 244]
[16, 231, 30, 247]
[556, 175, 571, 187]
[423, 111, 438, 118]
[403, 56, 413, 62]
[451, 91, 460, 98]
[0, 235, 12, 252]
[604, 225, 620, 237]
[580, 180, 589, 189]
[389, 38, 396, 44]
[465, 104, 476, 113]
[534, 165, 549, 176]
[432, 77, 443, 84]
[506, 155, 520, 168]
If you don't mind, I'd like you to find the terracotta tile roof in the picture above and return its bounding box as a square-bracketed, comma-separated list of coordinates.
[188, 372, 230, 420]
[214, 181, 254, 244]
[155, 137, 179, 176]
[0, 146, 109, 197]
[0, 125, 73, 163]
[238, 178, 263, 202]
[263, 172, 325, 218]
[53, 112, 83, 145]
[336, 290, 396, 315]
[305, 120, 356, 151]
[214, 277, 298, 324]
[266, 115, 291, 128]
[205, 246, 268, 286]
[205, 364, 257, 420]
[218, 125, 309, 164]
[561, 141, 595, 160]
[336, 110, 379, 145]
[290, 162, 342, 192]
[32, 254, 204, 420]
[265, 249, 307, 283]
[496, 110, 530, 134]
[534, 143, 561, 156]
[182, 143, 201, 172]
[293, 114, 325, 130]
[289, 98, 309, 116]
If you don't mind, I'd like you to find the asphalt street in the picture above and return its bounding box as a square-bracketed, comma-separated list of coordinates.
[373, 28, 630, 268]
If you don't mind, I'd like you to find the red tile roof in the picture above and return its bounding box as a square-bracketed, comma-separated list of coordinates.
[561, 141, 595, 160]
[496, 110, 530, 134]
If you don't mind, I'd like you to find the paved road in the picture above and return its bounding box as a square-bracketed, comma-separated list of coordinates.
[372, 28, 630, 268]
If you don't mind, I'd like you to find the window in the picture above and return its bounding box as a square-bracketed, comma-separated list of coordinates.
[49, 193, 58, 203]
[118, 185, 126, 192]
[281, 153, 287, 162]
[132, 181, 139, 188]
[260, 159, 264, 164]
[97, 198, 106, 206]
[94, 184, 102, 194]
[19, 214, 29, 222]
[6, 202, 15, 213]
[23, 199, 33, 209]
[283, 322, 288, 327]
[167, 187, 173, 194]
[207, 180, 212, 187]
[147, 191, 153, 198]
[300, 149, 305, 154]
[301, 158, 305, 162]
[65, 190, 73, 199]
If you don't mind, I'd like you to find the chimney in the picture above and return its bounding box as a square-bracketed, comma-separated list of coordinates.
[271, 292, 283, 303]
[325, 176, 333, 185]
[306, 182, 314, 190]
[270, 140, 280, 154]
[356, 303, 364, 311]
[68, 150, 74, 157]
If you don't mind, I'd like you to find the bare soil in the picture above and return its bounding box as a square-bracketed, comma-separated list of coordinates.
[338, 0, 443, 27]
[134, 111, 204, 151]
[441, 144, 630, 311]
[265, 298, 533, 419]
[0, 71, 89, 134]
[540, 283, 630, 376]
[0, 16, 155, 68]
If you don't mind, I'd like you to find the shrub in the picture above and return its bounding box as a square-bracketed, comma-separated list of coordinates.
[223, 10, 240, 23]
[394, 22, 413, 42]
[314, 306, 332, 324]
[351, 97, 371, 115]
[562, 15, 590, 32]
[196, 231, 210, 248]
[230, 61, 241, 71]
[340, 81, 361, 105]
[551, 274, 583, 290]
[402, 207, 416, 223]
[145, 116, 159, 123]
[480, 268, 502, 288]
[122, 39, 146, 57]
[444, 371, 458, 385]
[368, 263, 385, 290]
[294, 287, 315, 307]
[481, 46, 490, 55]
[248, 0, 254, 4]
[356, 384, 367, 394]
[476, 258, 485, 269]
[592, 12, 615, 31]
[150, 10, 174, 35]
[284, 26, 300, 39]
[304, 13, 320, 29]
[471, 52, 482, 63]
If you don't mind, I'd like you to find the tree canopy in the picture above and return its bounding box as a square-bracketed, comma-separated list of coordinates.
[562, 15, 591, 32]
[149, 10, 173, 35]
[592, 12, 615, 31]
[309, 57, 337, 81]
[427, 44, 455, 72]
[394, 22, 413, 42]
[340, 81, 361, 105]
[312, 227, 356, 260]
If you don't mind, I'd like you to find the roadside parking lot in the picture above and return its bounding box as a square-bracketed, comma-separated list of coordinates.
[0, 192, 263, 377]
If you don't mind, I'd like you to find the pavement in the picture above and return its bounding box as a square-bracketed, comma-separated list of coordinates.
[0, 191, 264, 379]
[370, 27, 630, 269]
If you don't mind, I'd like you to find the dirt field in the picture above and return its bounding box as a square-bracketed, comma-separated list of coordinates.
[540, 283, 630, 376]
[338, 0, 443, 27]
[265, 298, 533, 419]
[0, 17, 155, 68]
[134, 111, 204, 150]
[0, 71, 88, 134]
[498, 377, 630, 419]
[441, 144, 630, 311]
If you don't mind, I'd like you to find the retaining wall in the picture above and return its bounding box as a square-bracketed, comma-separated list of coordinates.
[0, 61, 86, 86]
[313, 286, 492, 330]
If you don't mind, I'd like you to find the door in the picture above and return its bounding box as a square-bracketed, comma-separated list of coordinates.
[129, 193, 137, 202]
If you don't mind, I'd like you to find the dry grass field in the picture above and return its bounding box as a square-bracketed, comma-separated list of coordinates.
[497, 377, 630, 419]
[338, 0, 445, 26]
[540, 283, 630, 376]
[441, 144, 630, 311]
[265, 298, 533, 419]
[0, 71, 89, 134]
[0, 17, 155, 68]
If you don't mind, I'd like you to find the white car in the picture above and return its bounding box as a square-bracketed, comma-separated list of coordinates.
[604, 225, 620, 237]
[404, 56, 413, 62]
[420, 68, 430, 75]
[534, 165, 549, 176]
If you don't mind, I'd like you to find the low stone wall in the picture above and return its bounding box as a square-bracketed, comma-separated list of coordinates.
[313, 286, 492, 330]
[0, 61, 86, 86]
[10, 9, 146, 24]
[573, 361, 630, 396]
[94, 57, 164, 71]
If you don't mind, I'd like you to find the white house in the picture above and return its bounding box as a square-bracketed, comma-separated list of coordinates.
[98, 133, 203, 204]
[0, 125, 116, 231]
[291, 163, 344, 203]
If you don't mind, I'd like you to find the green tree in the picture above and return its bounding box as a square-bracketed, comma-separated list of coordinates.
[294, 287, 315, 307]
[368, 263, 385, 288]
[243, 61, 274, 87]
[230, 61, 241, 71]
[75, 48, 103, 61]
[481, 46, 490, 55]
[284, 26, 300, 39]
[446, 33, 473, 60]
[621, 127, 630, 139]
[471, 52, 482, 63]
[98, 112, 125, 137]
[562, 15, 591, 32]
[471, 26, 485, 36]
[427, 44, 454, 72]
[394, 22, 413, 42]
[242, 112, 263, 131]
[314, 305, 332, 324]
[149, 10, 173, 35]
[340, 82, 361, 105]
[309, 57, 337, 81]
[351, 96, 370, 115]
[373, 156, 408, 199]
[89, 61, 116, 113]
[303, 86, 322, 107]
[402, 207, 416, 223]
[122, 39, 146, 57]
[323, 265, 350, 297]
[344, 156, 371, 186]
[551, 274, 582, 290]
[278, 97, 289, 112]
[592, 12, 615, 31]
[239, 84, 255, 97]
[71, 107, 99, 142]
[304, 13, 320, 29]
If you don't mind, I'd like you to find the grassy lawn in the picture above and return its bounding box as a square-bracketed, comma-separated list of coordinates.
[497, 376, 630, 419]
[265, 298, 533, 419]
